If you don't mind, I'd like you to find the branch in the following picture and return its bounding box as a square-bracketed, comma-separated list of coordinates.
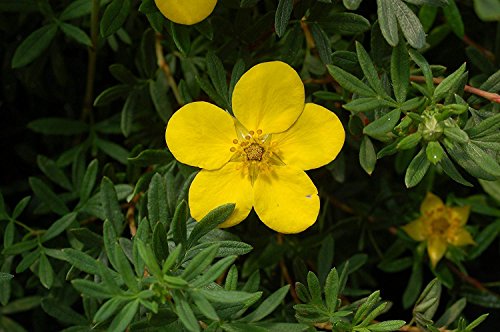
[277, 233, 300, 304]
[155, 33, 184, 106]
[410, 75, 500, 104]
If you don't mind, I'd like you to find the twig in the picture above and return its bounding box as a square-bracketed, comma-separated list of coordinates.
[277, 233, 300, 304]
[155, 33, 184, 106]
[126, 194, 141, 237]
[82, 0, 100, 122]
[410, 75, 500, 104]
[446, 262, 489, 292]
[463, 35, 495, 62]
[300, 18, 315, 50]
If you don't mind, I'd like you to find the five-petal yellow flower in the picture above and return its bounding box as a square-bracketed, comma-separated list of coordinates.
[154, 0, 217, 25]
[166, 61, 345, 233]
[402, 192, 475, 267]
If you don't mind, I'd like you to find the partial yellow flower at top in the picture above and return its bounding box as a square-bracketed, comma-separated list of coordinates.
[166, 61, 345, 234]
[402, 192, 475, 267]
[154, 0, 217, 25]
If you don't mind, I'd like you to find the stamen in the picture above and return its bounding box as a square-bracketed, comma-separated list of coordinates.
[230, 147, 236, 152]
[249, 130, 255, 135]
[257, 129, 263, 135]
[245, 135, 251, 140]
[244, 143, 265, 161]
[233, 139, 238, 144]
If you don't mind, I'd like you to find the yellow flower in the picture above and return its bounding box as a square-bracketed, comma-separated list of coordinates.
[154, 0, 217, 25]
[166, 61, 345, 233]
[402, 192, 475, 267]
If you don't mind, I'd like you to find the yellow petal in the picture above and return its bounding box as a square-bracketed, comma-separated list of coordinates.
[449, 228, 475, 246]
[232, 61, 305, 134]
[154, 0, 217, 25]
[402, 217, 426, 241]
[450, 205, 471, 226]
[427, 236, 447, 267]
[253, 166, 319, 234]
[166, 102, 236, 170]
[420, 192, 445, 217]
[272, 103, 345, 170]
[189, 163, 253, 228]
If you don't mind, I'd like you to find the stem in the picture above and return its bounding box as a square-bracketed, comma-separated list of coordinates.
[277, 233, 300, 304]
[82, 0, 100, 122]
[463, 34, 495, 62]
[155, 33, 184, 106]
[410, 75, 500, 104]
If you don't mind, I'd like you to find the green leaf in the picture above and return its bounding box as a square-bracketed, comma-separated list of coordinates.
[355, 42, 386, 96]
[363, 109, 401, 138]
[324, 268, 339, 312]
[100, 177, 124, 233]
[466, 113, 500, 138]
[100, 0, 131, 37]
[368, 320, 406, 331]
[327, 65, 376, 97]
[41, 212, 78, 242]
[376, 0, 398, 46]
[225, 265, 238, 291]
[405, 148, 430, 188]
[11, 24, 58, 68]
[149, 76, 172, 122]
[307, 272, 322, 304]
[148, 173, 169, 225]
[29, 177, 69, 215]
[191, 291, 219, 321]
[317, 235, 334, 285]
[391, 41, 410, 103]
[28, 118, 88, 135]
[443, 126, 469, 144]
[435, 298, 466, 327]
[438, 152, 472, 187]
[426, 141, 444, 165]
[171, 22, 191, 55]
[447, 144, 497, 180]
[320, 13, 370, 35]
[397, 132, 422, 150]
[79, 159, 98, 203]
[59, 0, 92, 20]
[0, 296, 41, 314]
[468, 220, 500, 260]
[12, 196, 31, 220]
[360, 136, 377, 175]
[414, 278, 442, 319]
[153, 222, 169, 262]
[136, 238, 162, 277]
[2, 239, 38, 255]
[187, 203, 235, 249]
[394, 0, 426, 49]
[15, 250, 40, 273]
[107, 300, 139, 332]
[182, 244, 219, 281]
[275, 0, 293, 38]
[443, 0, 464, 38]
[409, 49, 434, 94]
[41, 298, 87, 325]
[38, 253, 54, 289]
[464, 143, 500, 177]
[310, 24, 332, 65]
[60, 22, 92, 46]
[403, 260, 422, 308]
[190, 255, 237, 288]
[206, 51, 230, 108]
[343, 0, 363, 10]
[128, 149, 173, 166]
[199, 289, 262, 304]
[94, 84, 130, 106]
[71, 279, 113, 299]
[171, 200, 188, 247]
[62, 248, 101, 275]
[241, 285, 290, 322]
[433, 63, 466, 102]
[474, 0, 500, 21]
[113, 242, 138, 292]
[343, 98, 396, 113]
[121, 91, 138, 137]
[94, 297, 126, 323]
[175, 297, 200, 332]
[37, 155, 72, 191]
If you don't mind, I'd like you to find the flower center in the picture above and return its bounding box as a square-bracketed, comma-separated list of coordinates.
[244, 143, 265, 161]
[430, 217, 449, 236]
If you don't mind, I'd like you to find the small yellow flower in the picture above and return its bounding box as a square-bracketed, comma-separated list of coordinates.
[402, 192, 475, 267]
[154, 0, 217, 25]
[166, 61, 345, 233]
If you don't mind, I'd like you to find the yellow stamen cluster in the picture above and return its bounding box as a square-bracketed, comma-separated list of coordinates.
[228, 126, 284, 183]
